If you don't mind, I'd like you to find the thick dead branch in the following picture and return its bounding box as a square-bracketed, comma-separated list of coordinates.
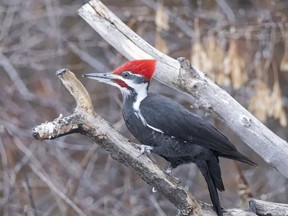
[249, 199, 288, 216]
[78, 0, 288, 179]
[32, 69, 257, 215]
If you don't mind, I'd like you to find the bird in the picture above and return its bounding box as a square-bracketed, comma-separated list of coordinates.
[83, 59, 256, 216]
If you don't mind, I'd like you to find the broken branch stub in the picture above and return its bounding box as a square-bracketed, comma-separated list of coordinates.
[32, 68, 93, 140]
[32, 114, 80, 140]
[56, 68, 94, 114]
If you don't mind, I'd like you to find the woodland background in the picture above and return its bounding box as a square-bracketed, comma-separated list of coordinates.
[0, 0, 288, 215]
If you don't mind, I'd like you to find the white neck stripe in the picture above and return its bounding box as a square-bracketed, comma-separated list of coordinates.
[134, 111, 164, 134]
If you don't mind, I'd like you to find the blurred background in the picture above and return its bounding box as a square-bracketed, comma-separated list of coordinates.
[1, 0, 288, 215]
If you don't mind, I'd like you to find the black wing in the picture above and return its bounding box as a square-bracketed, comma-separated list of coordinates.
[140, 93, 238, 155]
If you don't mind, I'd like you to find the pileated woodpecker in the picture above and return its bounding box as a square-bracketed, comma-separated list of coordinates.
[83, 59, 256, 216]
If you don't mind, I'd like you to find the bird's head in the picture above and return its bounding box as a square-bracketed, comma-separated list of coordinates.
[83, 59, 156, 96]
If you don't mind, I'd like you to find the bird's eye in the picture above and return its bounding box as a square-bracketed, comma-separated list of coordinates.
[122, 71, 130, 78]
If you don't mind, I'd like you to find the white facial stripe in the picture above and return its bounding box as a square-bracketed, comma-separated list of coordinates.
[89, 76, 131, 96]
[123, 81, 148, 111]
[112, 75, 126, 82]
[130, 73, 143, 78]
[91, 77, 121, 88]
[120, 88, 131, 97]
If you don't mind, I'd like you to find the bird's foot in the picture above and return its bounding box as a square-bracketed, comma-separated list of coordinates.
[165, 166, 181, 184]
[173, 176, 181, 184]
[165, 166, 172, 174]
[137, 145, 153, 158]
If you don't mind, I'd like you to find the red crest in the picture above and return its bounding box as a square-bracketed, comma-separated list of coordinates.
[113, 59, 156, 81]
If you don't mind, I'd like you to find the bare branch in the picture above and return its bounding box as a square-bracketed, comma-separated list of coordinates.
[23, 175, 37, 216]
[66, 41, 109, 71]
[14, 137, 87, 216]
[78, 0, 288, 179]
[32, 69, 94, 140]
[249, 199, 288, 215]
[215, 0, 236, 22]
[32, 113, 80, 140]
[0, 50, 33, 100]
[56, 68, 94, 114]
[66, 144, 99, 216]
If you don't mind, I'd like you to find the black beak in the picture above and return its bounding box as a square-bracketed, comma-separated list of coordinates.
[83, 72, 113, 79]
[83, 72, 120, 83]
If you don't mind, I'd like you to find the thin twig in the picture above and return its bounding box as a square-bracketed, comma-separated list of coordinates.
[67, 41, 109, 71]
[66, 144, 99, 216]
[23, 174, 38, 216]
[13, 137, 87, 216]
[215, 0, 236, 22]
[0, 136, 10, 216]
[149, 195, 167, 216]
[0, 50, 33, 100]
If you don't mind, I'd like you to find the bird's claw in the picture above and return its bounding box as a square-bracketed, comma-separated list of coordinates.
[173, 177, 181, 184]
[165, 166, 181, 184]
[165, 166, 172, 174]
[137, 145, 153, 158]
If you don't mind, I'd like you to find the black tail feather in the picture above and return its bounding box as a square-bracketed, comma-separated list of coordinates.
[220, 151, 257, 166]
[197, 160, 223, 216]
[208, 156, 225, 192]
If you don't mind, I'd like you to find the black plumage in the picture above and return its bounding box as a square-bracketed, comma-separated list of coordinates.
[123, 93, 255, 216]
